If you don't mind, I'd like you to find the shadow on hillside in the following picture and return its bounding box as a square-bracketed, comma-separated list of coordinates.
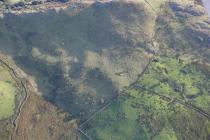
[0, 1, 151, 121]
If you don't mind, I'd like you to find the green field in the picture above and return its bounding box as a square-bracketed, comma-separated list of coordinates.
[81, 88, 210, 140]
[0, 64, 18, 120]
[139, 56, 210, 109]
[80, 55, 210, 140]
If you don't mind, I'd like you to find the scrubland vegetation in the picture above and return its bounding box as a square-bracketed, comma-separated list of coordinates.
[0, 0, 209, 140]
[82, 88, 210, 140]
[81, 56, 210, 140]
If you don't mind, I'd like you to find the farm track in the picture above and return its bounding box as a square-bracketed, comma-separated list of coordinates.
[77, 1, 157, 137]
[129, 57, 210, 121]
[0, 1, 156, 140]
[77, 55, 154, 140]
[78, 53, 210, 139]
[0, 0, 209, 139]
[0, 55, 29, 140]
[133, 84, 210, 120]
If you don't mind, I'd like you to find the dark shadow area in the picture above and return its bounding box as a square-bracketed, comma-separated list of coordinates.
[0, 1, 153, 121]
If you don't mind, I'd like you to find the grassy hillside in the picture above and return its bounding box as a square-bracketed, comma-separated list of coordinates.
[0, 59, 25, 140]
[0, 65, 17, 120]
[81, 89, 210, 140]
[0, 1, 155, 121]
[0, 0, 209, 140]
[139, 56, 210, 108]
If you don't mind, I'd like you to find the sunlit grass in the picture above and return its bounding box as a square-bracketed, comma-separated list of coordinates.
[139, 56, 210, 106]
[0, 64, 18, 120]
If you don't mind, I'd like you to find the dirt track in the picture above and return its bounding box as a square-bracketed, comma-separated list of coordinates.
[0, 53, 78, 140]
[0, 54, 29, 140]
